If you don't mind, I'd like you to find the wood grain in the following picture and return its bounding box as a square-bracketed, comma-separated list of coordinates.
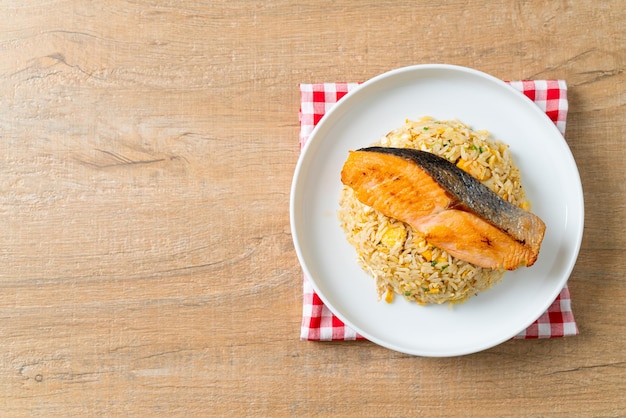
[0, 0, 624, 416]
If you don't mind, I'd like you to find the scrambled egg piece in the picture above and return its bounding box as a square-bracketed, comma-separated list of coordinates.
[384, 288, 394, 303]
[380, 225, 407, 248]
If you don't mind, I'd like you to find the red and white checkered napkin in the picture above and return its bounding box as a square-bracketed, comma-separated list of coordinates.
[298, 80, 578, 341]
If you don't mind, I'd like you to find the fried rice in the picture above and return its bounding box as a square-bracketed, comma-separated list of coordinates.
[338, 116, 529, 305]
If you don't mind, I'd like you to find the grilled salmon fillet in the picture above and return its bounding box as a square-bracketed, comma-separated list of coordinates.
[340, 147, 546, 270]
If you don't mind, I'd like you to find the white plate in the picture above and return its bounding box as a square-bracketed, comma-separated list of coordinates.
[290, 64, 584, 357]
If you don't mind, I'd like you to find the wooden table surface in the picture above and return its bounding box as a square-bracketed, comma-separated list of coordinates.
[1, 1, 624, 416]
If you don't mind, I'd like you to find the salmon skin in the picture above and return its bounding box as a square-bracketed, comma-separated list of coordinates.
[340, 146, 546, 270]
